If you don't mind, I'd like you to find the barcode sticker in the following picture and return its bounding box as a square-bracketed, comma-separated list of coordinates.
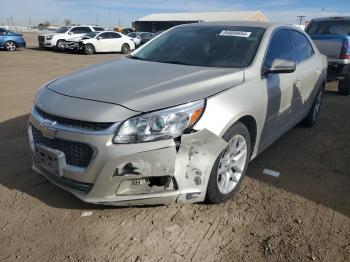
[219, 30, 252, 37]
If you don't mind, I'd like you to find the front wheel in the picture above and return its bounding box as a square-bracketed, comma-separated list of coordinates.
[55, 40, 66, 51]
[206, 122, 251, 204]
[84, 44, 95, 55]
[338, 78, 350, 96]
[5, 41, 16, 51]
[121, 44, 130, 54]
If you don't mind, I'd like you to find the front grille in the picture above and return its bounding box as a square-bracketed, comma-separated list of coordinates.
[35, 106, 114, 131]
[32, 126, 94, 168]
[38, 36, 45, 43]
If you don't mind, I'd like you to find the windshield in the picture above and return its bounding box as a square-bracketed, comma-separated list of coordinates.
[130, 26, 265, 68]
[83, 32, 99, 39]
[55, 27, 70, 33]
[307, 20, 350, 35]
[127, 32, 138, 38]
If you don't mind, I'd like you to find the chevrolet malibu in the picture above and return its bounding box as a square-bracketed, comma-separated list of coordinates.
[28, 22, 327, 206]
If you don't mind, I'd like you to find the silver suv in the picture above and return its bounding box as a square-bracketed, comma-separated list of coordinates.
[306, 17, 350, 95]
[38, 25, 104, 50]
[29, 22, 327, 206]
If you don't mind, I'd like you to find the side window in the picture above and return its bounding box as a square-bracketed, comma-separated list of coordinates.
[264, 29, 295, 68]
[71, 27, 92, 34]
[93, 27, 104, 32]
[99, 33, 109, 39]
[291, 30, 314, 62]
[109, 32, 121, 39]
[0, 28, 6, 35]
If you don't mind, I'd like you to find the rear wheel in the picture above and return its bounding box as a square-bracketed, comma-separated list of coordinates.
[300, 87, 323, 127]
[206, 122, 251, 204]
[84, 44, 95, 55]
[5, 41, 16, 51]
[338, 78, 350, 96]
[121, 43, 130, 54]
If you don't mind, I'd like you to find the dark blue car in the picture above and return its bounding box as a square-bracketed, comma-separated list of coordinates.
[0, 28, 26, 51]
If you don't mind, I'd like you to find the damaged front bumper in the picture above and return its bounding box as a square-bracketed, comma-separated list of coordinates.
[29, 112, 227, 206]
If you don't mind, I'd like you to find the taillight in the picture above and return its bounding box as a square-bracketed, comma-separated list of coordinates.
[340, 39, 350, 59]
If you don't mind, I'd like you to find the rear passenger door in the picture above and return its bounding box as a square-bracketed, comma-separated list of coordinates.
[260, 29, 297, 147]
[0, 29, 6, 47]
[290, 30, 320, 115]
[108, 32, 123, 52]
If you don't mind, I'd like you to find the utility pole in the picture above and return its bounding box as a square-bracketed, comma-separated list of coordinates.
[297, 15, 306, 26]
[108, 8, 111, 30]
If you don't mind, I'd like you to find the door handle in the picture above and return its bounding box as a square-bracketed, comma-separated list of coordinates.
[294, 80, 301, 88]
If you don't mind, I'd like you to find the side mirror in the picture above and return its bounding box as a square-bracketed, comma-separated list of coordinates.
[68, 31, 73, 35]
[262, 59, 296, 76]
[97, 36, 102, 40]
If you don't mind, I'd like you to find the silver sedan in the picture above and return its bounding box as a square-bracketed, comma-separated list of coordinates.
[28, 21, 327, 205]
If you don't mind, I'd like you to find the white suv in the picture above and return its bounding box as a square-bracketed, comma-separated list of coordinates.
[38, 25, 104, 50]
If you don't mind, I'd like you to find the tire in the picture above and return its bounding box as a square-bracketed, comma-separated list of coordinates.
[84, 44, 95, 55]
[205, 122, 251, 204]
[121, 43, 130, 54]
[300, 87, 323, 127]
[55, 40, 66, 51]
[5, 41, 16, 51]
[338, 78, 350, 96]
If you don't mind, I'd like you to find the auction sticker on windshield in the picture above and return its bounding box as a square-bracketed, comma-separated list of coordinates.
[219, 30, 252, 37]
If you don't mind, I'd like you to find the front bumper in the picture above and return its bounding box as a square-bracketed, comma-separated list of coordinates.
[28, 108, 227, 206]
[38, 36, 53, 47]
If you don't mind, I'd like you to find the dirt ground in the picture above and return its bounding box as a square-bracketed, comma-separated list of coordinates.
[0, 33, 349, 262]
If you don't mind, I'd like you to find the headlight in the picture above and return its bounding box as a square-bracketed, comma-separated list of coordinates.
[113, 100, 205, 144]
[46, 35, 53, 40]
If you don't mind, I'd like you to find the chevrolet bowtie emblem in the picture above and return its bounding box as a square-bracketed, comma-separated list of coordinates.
[40, 119, 58, 139]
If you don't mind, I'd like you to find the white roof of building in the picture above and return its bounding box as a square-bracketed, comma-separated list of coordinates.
[137, 11, 268, 22]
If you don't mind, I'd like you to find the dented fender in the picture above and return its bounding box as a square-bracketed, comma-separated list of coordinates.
[175, 129, 228, 203]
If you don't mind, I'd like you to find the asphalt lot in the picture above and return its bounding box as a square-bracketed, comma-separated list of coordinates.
[0, 33, 349, 262]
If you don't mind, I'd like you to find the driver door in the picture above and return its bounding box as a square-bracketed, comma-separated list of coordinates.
[0, 29, 6, 47]
[95, 33, 110, 52]
[259, 29, 297, 148]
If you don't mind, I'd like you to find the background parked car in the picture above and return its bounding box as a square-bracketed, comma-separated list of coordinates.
[38, 25, 104, 51]
[75, 31, 135, 55]
[0, 28, 26, 51]
[127, 32, 154, 47]
[306, 16, 350, 95]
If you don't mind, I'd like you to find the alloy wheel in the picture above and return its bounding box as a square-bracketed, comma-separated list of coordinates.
[216, 134, 248, 194]
[6, 41, 16, 51]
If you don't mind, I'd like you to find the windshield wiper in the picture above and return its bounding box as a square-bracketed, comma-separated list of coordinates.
[158, 60, 192, 66]
[128, 55, 148, 61]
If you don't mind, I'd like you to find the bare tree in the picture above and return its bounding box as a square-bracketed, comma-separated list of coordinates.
[64, 19, 71, 26]
[43, 21, 50, 27]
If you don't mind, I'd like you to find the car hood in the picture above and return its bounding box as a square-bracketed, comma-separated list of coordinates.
[39, 32, 64, 37]
[47, 58, 244, 112]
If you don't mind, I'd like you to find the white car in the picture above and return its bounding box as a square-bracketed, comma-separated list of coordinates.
[127, 32, 154, 46]
[76, 31, 135, 54]
[38, 25, 104, 50]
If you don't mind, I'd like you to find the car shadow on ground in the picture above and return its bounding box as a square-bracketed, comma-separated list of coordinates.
[0, 94, 349, 215]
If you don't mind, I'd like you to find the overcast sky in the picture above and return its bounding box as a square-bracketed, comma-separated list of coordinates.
[1, 0, 350, 27]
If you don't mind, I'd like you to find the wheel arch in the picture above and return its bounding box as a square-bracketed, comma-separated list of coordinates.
[236, 115, 257, 155]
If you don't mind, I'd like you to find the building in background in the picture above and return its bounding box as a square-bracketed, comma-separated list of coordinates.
[133, 11, 268, 32]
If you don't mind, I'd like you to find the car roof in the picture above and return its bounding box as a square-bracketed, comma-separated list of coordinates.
[309, 16, 350, 22]
[179, 21, 272, 28]
[96, 31, 121, 34]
